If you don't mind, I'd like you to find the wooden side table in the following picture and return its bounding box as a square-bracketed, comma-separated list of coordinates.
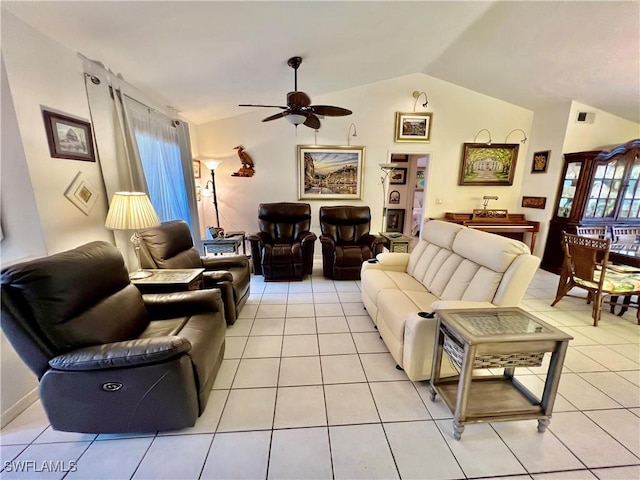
[131, 268, 205, 294]
[378, 232, 412, 253]
[429, 307, 572, 440]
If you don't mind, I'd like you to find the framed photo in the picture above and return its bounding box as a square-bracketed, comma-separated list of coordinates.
[297, 145, 365, 200]
[64, 172, 99, 215]
[458, 143, 519, 186]
[193, 159, 201, 178]
[42, 110, 95, 162]
[522, 196, 547, 209]
[415, 169, 425, 190]
[389, 167, 407, 185]
[395, 112, 432, 143]
[531, 150, 551, 173]
[386, 209, 405, 233]
[389, 190, 401, 204]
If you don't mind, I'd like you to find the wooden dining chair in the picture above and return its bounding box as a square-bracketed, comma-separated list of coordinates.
[576, 226, 607, 239]
[611, 226, 640, 245]
[552, 231, 640, 326]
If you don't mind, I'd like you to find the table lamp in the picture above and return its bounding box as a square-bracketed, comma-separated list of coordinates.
[105, 191, 161, 279]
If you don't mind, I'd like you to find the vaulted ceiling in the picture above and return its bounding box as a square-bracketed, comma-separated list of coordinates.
[3, 1, 639, 125]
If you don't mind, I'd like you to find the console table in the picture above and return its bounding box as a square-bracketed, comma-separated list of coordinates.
[429, 307, 572, 440]
[131, 268, 205, 294]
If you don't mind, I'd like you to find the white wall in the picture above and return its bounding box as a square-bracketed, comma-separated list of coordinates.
[194, 73, 534, 240]
[2, 11, 112, 255]
[0, 57, 43, 427]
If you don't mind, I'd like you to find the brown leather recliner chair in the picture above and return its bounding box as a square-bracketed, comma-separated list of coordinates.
[247, 203, 317, 281]
[319, 206, 385, 280]
[0, 241, 226, 433]
[137, 220, 250, 325]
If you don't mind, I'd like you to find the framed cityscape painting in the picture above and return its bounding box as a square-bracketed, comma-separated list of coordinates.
[395, 112, 432, 142]
[297, 145, 365, 200]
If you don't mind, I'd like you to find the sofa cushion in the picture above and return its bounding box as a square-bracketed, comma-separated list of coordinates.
[453, 227, 530, 273]
[378, 288, 438, 342]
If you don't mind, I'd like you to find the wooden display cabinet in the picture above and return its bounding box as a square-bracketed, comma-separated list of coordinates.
[541, 139, 640, 273]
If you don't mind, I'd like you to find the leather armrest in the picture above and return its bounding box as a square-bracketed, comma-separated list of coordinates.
[203, 270, 234, 283]
[201, 255, 249, 270]
[247, 232, 271, 244]
[299, 231, 318, 245]
[360, 233, 385, 247]
[49, 336, 191, 371]
[320, 234, 336, 246]
[143, 289, 223, 319]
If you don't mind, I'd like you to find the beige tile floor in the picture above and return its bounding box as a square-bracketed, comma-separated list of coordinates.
[1, 265, 639, 479]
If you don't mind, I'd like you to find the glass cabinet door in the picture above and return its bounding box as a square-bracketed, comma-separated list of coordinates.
[584, 159, 626, 219]
[556, 161, 582, 218]
[618, 155, 640, 219]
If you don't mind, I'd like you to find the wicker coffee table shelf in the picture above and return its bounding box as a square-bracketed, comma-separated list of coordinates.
[429, 307, 572, 440]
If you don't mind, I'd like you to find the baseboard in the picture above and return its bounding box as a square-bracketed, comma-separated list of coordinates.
[1, 388, 39, 428]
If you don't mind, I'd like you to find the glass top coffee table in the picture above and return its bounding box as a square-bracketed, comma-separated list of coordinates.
[429, 307, 573, 440]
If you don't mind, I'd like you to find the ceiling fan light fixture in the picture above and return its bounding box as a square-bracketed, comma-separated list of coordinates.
[286, 113, 307, 126]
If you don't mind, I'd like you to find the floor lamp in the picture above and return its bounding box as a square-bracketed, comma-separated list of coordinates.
[202, 159, 222, 229]
[379, 163, 401, 232]
[105, 191, 161, 279]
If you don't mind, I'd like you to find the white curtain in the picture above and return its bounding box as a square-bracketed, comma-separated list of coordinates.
[125, 98, 197, 236]
[82, 57, 201, 263]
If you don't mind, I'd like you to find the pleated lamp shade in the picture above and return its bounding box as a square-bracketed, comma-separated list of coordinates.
[105, 192, 160, 230]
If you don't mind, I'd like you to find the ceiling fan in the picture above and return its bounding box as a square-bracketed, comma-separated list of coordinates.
[239, 56, 352, 129]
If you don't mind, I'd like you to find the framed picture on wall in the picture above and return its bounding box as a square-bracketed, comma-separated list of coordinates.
[193, 159, 201, 178]
[297, 145, 365, 200]
[531, 150, 551, 173]
[42, 109, 96, 162]
[64, 172, 99, 215]
[389, 190, 400, 204]
[386, 209, 405, 233]
[458, 143, 519, 186]
[389, 167, 407, 185]
[394, 112, 432, 142]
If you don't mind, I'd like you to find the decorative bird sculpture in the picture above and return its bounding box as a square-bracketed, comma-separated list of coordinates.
[232, 145, 255, 177]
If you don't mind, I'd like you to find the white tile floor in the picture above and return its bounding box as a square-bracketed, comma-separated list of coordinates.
[1, 266, 639, 480]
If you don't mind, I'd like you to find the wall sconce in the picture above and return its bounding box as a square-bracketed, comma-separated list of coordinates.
[347, 123, 358, 145]
[504, 128, 528, 144]
[412, 91, 429, 111]
[473, 129, 492, 145]
[202, 159, 222, 228]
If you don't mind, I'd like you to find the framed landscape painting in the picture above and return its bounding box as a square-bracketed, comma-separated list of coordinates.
[297, 145, 365, 200]
[458, 143, 519, 186]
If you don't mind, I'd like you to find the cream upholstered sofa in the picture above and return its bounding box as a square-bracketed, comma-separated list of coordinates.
[361, 219, 540, 381]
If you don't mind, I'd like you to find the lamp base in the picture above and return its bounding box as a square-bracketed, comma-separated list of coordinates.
[129, 270, 153, 280]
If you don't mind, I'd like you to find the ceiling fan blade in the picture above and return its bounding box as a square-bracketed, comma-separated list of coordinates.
[309, 105, 352, 117]
[287, 91, 311, 107]
[239, 104, 287, 109]
[262, 111, 288, 122]
[303, 114, 321, 130]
